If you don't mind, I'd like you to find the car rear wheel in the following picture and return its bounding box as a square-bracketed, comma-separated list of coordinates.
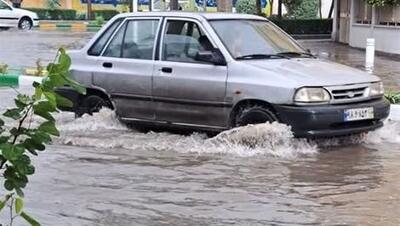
[233, 105, 278, 127]
[19, 18, 32, 30]
[76, 95, 109, 117]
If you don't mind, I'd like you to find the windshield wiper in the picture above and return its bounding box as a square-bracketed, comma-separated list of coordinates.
[276, 51, 315, 58]
[235, 54, 290, 60]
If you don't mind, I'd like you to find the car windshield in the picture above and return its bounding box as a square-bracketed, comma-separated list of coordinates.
[210, 19, 306, 60]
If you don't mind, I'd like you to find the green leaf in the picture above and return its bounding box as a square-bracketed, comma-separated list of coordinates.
[43, 92, 57, 108]
[0, 118, 4, 127]
[31, 131, 52, 144]
[15, 197, 24, 214]
[4, 180, 14, 191]
[15, 187, 24, 197]
[1, 144, 23, 161]
[55, 93, 73, 108]
[38, 121, 59, 136]
[0, 195, 11, 212]
[0, 136, 9, 143]
[61, 74, 86, 95]
[3, 108, 21, 120]
[34, 86, 43, 101]
[21, 211, 41, 226]
[33, 101, 56, 122]
[24, 138, 45, 151]
[58, 49, 71, 72]
[25, 165, 35, 175]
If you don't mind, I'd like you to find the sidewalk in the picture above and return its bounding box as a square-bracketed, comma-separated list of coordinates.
[301, 40, 400, 91]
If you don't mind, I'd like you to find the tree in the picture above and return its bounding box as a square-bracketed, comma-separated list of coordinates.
[365, 0, 400, 6]
[283, 0, 318, 19]
[235, 0, 257, 14]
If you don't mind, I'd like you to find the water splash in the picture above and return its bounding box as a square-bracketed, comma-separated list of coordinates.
[55, 110, 317, 159]
[53, 108, 400, 158]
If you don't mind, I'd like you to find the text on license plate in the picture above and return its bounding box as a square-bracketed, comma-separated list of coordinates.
[344, 107, 374, 122]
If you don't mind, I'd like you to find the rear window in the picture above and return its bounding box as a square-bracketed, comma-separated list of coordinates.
[88, 19, 123, 56]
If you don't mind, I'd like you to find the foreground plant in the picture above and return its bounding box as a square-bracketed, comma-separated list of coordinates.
[385, 92, 400, 104]
[0, 48, 85, 225]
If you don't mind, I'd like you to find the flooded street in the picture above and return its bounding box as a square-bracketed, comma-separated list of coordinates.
[1, 30, 400, 225]
[1, 85, 399, 225]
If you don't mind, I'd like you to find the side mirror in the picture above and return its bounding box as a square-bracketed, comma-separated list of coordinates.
[195, 49, 227, 66]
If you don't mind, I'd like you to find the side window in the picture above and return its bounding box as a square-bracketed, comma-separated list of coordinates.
[88, 19, 122, 56]
[103, 23, 127, 57]
[162, 20, 214, 63]
[0, 1, 11, 9]
[122, 20, 160, 60]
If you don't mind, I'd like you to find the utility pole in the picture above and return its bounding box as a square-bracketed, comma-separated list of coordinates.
[129, 0, 138, 12]
[278, 0, 282, 18]
[87, 0, 92, 20]
[170, 0, 179, 10]
[256, 0, 261, 15]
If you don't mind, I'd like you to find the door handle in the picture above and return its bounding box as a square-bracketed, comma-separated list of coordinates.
[103, 62, 113, 68]
[161, 67, 173, 73]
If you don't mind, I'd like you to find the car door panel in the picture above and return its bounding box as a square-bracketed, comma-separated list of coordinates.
[153, 19, 229, 128]
[92, 18, 161, 120]
[0, 4, 18, 27]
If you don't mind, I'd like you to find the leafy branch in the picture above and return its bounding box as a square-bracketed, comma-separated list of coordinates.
[0, 48, 85, 226]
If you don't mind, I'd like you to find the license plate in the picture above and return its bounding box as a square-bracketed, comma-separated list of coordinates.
[344, 107, 374, 122]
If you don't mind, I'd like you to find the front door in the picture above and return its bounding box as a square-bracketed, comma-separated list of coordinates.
[0, 1, 17, 28]
[339, 0, 351, 43]
[153, 18, 229, 128]
[92, 17, 161, 120]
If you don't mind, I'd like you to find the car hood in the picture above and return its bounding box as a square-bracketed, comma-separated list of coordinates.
[13, 8, 38, 18]
[245, 58, 380, 87]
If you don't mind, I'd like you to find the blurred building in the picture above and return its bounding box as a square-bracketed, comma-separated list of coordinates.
[332, 0, 400, 55]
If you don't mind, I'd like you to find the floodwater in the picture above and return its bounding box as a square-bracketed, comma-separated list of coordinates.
[0, 84, 400, 226]
[1, 30, 400, 225]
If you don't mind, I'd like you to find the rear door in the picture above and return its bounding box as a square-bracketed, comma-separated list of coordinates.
[152, 18, 229, 128]
[92, 17, 162, 120]
[0, 1, 17, 27]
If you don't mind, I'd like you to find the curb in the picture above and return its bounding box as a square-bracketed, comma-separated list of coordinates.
[0, 74, 44, 88]
[38, 22, 102, 32]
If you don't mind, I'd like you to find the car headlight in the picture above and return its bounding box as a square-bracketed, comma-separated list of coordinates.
[369, 82, 384, 97]
[294, 87, 331, 103]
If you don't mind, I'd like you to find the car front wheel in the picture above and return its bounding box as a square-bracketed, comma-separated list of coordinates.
[233, 105, 278, 127]
[18, 18, 32, 30]
[76, 95, 110, 117]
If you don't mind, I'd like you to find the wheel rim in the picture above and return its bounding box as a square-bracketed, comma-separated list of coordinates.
[88, 99, 105, 114]
[20, 20, 31, 30]
[236, 109, 274, 127]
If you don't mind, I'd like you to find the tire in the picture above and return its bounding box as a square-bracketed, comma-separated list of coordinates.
[233, 105, 278, 128]
[76, 95, 109, 117]
[18, 18, 32, 30]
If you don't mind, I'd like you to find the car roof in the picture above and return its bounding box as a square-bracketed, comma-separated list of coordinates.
[115, 11, 267, 21]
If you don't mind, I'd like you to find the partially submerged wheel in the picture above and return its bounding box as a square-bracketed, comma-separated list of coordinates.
[233, 105, 278, 127]
[18, 18, 32, 30]
[76, 95, 109, 117]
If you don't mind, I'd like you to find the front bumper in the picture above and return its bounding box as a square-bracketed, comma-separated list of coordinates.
[33, 19, 39, 27]
[274, 98, 390, 138]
